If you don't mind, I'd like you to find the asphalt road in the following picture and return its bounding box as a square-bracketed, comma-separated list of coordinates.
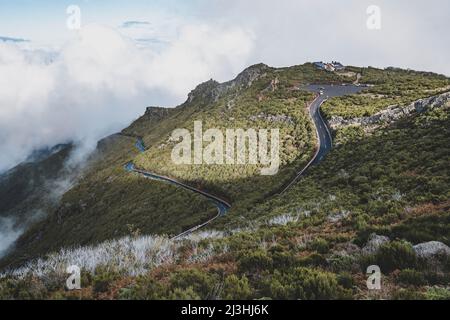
[279, 84, 365, 193]
[124, 139, 231, 239]
[123, 84, 365, 236]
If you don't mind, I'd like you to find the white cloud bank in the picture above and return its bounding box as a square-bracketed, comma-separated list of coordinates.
[0, 217, 23, 258]
[0, 24, 254, 172]
[201, 0, 450, 75]
[2, 0, 450, 173]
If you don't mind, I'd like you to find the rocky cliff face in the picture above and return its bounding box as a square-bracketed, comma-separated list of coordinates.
[184, 63, 270, 105]
[121, 106, 175, 138]
[144, 106, 173, 120]
[185, 79, 220, 105]
[327, 91, 450, 131]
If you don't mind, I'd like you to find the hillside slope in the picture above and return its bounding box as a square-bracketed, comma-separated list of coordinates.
[0, 63, 349, 267]
[0, 134, 217, 268]
[1, 63, 449, 288]
[1, 87, 448, 300]
[0, 144, 73, 222]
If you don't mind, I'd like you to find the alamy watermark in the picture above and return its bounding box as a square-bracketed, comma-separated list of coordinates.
[366, 265, 382, 290]
[66, 5, 81, 30]
[366, 5, 381, 30]
[66, 265, 81, 290]
[170, 121, 280, 175]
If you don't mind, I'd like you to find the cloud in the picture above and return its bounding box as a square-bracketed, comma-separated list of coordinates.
[0, 36, 29, 43]
[0, 217, 23, 258]
[121, 21, 151, 28]
[0, 21, 254, 251]
[198, 0, 450, 75]
[0, 23, 254, 172]
[117, 15, 181, 51]
[3, 0, 449, 173]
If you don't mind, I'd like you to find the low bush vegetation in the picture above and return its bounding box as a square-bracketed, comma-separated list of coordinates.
[1, 65, 449, 300]
[322, 66, 450, 119]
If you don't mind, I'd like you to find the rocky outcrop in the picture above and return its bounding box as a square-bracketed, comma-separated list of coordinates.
[359, 234, 450, 268]
[261, 77, 279, 93]
[327, 210, 350, 223]
[328, 91, 450, 130]
[413, 241, 450, 259]
[362, 233, 390, 255]
[143, 106, 173, 120]
[229, 63, 270, 89]
[184, 63, 270, 105]
[186, 79, 221, 104]
[121, 106, 174, 138]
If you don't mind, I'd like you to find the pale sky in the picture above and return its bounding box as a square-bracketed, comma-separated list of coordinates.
[1, 0, 449, 172]
[1, 0, 449, 74]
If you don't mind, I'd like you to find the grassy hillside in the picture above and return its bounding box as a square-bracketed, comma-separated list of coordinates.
[1, 63, 449, 300]
[1, 91, 448, 300]
[2, 63, 346, 267]
[322, 66, 450, 119]
[0, 134, 217, 268]
[132, 63, 354, 208]
[0, 144, 73, 228]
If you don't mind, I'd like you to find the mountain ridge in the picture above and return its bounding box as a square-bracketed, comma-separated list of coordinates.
[0, 62, 449, 300]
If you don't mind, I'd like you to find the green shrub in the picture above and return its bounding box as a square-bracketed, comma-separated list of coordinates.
[264, 268, 351, 300]
[222, 275, 253, 300]
[169, 269, 218, 299]
[269, 245, 298, 269]
[292, 268, 348, 300]
[0, 276, 47, 300]
[298, 253, 328, 267]
[425, 287, 450, 300]
[423, 271, 450, 286]
[80, 268, 93, 288]
[309, 238, 330, 254]
[390, 213, 450, 246]
[337, 272, 355, 290]
[375, 241, 417, 273]
[397, 269, 426, 286]
[92, 266, 120, 294]
[391, 288, 425, 300]
[168, 287, 201, 300]
[237, 249, 273, 274]
[93, 274, 114, 294]
[118, 276, 167, 299]
[328, 254, 358, 272]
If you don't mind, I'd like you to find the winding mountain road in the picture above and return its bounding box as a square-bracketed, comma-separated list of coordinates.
[124, 84, 364, 238]
[124, 140, 231, 239]
[279, 84, 365, 193]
